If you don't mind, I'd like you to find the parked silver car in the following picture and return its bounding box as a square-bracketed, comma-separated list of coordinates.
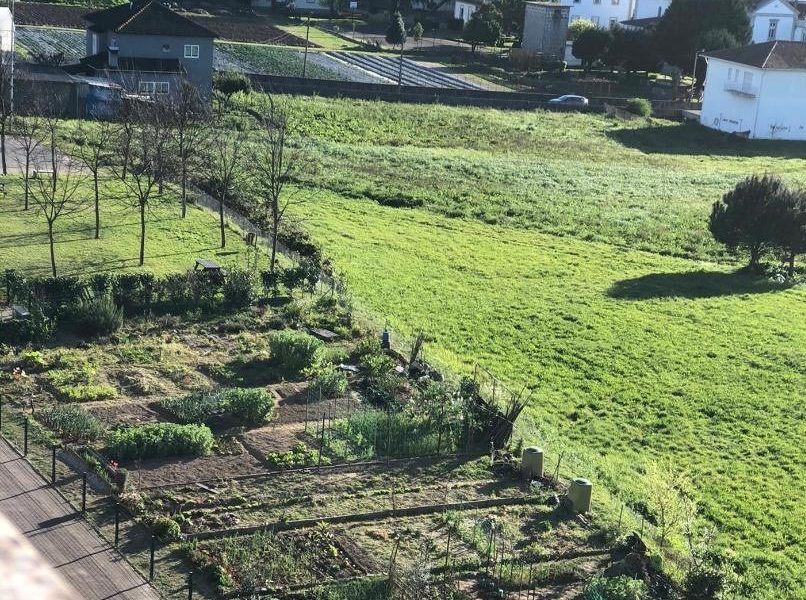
[547, 95, 590, 107]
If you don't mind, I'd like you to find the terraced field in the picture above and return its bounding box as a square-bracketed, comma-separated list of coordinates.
[326, 52, 482, 89]
[16, 25, 85, 63]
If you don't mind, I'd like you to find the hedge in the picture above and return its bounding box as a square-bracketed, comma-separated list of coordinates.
[106, 423, 215, 460]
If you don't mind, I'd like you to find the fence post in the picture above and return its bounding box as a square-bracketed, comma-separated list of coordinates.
[81, 472, 87, 514]
[187, 570, 193, 600]
[317, 413, 326, 469]
[0, 395, 3, 432]
[23, 417, 29, 456]
[51, 445, 57, 484]
[149, 535, 156, 581]
[618, 503, 624, 533]
[444, 527, 452, 571]
[114, 503, 120, 547]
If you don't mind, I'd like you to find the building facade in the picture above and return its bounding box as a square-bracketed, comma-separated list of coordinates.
[750, 0, 806, 43]
[80, 1, 215, 98]
[522, 2, 570, 59]
[700, 41, 806, 140]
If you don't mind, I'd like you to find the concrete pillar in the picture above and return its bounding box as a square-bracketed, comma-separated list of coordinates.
[521, 446, 544, 481]
[568, 478, 592, 513]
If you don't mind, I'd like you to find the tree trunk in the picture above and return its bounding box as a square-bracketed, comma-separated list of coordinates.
[181, 162, 188, 218]
[788, 250, 796, 277]
[270, 220, 279, 273]
[139, 202, 146, 266]
[219, 194, 226, 249]
[1, 120, 6, 176]
[48, 221, 57, 277]
[94, 173, 100, 239]
[24, 158, 30, 210]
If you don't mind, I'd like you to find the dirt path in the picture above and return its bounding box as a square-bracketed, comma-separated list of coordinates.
[0, 439, 160, 600]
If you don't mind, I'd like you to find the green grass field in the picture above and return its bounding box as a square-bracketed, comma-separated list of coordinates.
[0, 178, 258, 277]
[265, 95, 806, 263]
[290, 190, 805, 599]
[256, 96, 806, 598]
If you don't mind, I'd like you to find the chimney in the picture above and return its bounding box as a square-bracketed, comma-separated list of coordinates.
[108, 45, 119, 68]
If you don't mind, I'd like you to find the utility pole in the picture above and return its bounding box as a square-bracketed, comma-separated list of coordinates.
[398, 43, 404, 90]
[302, 17, 311, 79]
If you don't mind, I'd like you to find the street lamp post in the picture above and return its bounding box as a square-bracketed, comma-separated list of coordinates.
[302, 16, 311, 79]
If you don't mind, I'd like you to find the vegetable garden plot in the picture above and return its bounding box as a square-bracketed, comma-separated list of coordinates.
[325, 52, 483, 89]
[15, 3, 87, 28]
[191, 526, 374, 594]
[16, 26, 85, 64]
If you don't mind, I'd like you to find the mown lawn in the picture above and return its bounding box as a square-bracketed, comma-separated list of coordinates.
[291, 190, 805, 599]
[258, 95, 806, 262]
[0, 178, 258, 277]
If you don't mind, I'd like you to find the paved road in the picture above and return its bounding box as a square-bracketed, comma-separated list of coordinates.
[0, 440, 160, 600]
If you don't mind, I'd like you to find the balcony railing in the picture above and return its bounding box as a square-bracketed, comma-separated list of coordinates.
[724, 79, 758, 96]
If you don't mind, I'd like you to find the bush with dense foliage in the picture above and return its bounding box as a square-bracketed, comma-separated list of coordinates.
[309, 366, 348, 399]
[225, 388, 274, 424]
[38, 404, 106, 443]
[161, 392, 227, 425]
[269, 330, 322, 377]
[65, 294, 123, 337]
[582, 575, 646, 600]
[106, 423, 214, 460]
[625, 98, 652, 117]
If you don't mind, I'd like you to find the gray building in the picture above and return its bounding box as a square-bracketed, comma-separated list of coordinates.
[76, 0, 216, 98]
[521, 2, 569, 61]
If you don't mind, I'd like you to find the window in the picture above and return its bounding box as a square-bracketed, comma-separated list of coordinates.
[612, 0, 619, 4]
[768, 19, 778, 40]
[156, 81, 170, 95]
[138, 81, 156, 94]
[593, 0, 601, 4]
[727, 67, 734, 80]
[91, 32, 98, 54]
[459, 6, 464, 18]
[184, 44, 200, 59]
[162, 43, 170, 53]
[574, 0, 581, 4]
[802, 30, 806, 42]
[609, 17, 618, 27]
[591, 16, 600, 25]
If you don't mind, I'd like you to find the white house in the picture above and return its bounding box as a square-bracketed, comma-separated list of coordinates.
[0, 7, 13, 53]
[700, 41, 806, 140]
[560, 0, 669, 27]
[454, 0, 482, 24]
[750, 0, 806, 43]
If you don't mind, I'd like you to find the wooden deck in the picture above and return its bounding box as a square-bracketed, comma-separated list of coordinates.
[0, 440, 160, 600]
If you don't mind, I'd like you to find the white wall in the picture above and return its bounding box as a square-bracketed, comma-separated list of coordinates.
[700, 57, 806, 140]
[750, 0, 797, 42]
[632, 0, 670, 19]
[753, 69, 806, 140]
[454, 1, 479, 24]
[0, 8, 13, 53]
[560, 0, 633, 28]
[700, 58, 761, 136]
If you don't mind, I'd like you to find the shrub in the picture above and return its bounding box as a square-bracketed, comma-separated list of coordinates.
[223, 269, 255, 309]
[267, 441, 327, 469]
[582, 575, 647, 600]
[38, 404, 106, 443]
[161, 392, 227, 424]
[310, 366, 348, 399]
[225, 388, 274, 425]
[66, 295, 123, 337]
[269, 330, 322, 378]
[106, 423, 214, 460]
[152, 517, 181, 542]
[21, 350, 46, 372]
[61, 384, 118, 402]
[624, 97, 652, 117]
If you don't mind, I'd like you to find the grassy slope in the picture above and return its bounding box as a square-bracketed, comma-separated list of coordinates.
[270, 95, 806, 262]
[269, 96, 806, 597]
[0, 178, 258, 277]
[292, 191, 805, 599]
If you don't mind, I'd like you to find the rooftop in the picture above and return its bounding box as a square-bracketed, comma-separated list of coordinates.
[705, 40, 806, 70]
[84, 0, 216, 38]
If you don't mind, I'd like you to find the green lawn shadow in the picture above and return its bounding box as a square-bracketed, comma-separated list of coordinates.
[606, 122, 806, 158]
[607, 270, 787, 300]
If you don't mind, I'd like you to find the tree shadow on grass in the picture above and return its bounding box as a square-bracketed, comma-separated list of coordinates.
[607, 270, 786, 300]
[606, 122, 806, 158]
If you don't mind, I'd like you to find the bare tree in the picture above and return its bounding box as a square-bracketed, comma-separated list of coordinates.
[170, 81, 211, 218]
[203, 115, 245, 249]
[12, 112, 45, 210]
[0, 51, 13, 175]
[112, 100, 175, 266]
[73, 120, 113, 239]
[252, 102, 298, 273]
[29, 118, 86, 276]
